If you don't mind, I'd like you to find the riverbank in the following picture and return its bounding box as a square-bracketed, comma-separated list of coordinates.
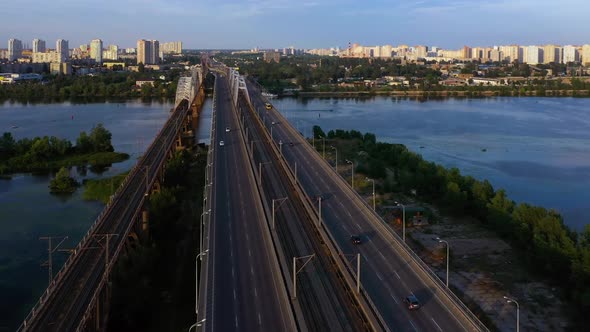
[314, 127, 588, 329]
[297, 89, 590, 98]
[0, 151, 129, 175]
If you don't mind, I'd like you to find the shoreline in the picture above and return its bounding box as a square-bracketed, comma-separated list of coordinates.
[296, 89, 590, 98]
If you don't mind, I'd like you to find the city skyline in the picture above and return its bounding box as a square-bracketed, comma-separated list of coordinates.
[2, 0, 590, 49]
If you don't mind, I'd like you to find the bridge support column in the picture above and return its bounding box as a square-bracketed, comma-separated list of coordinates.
[142, 210, 149, 235]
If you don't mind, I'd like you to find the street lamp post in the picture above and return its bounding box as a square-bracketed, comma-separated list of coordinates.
[319, 136, 325, 158]
[504, 296, 520, 332]
[346, 159, 354, 190]
[199, 210, 210, 259]
[395, 201, 406, 242]
[195, 249, 209, 317]
[144, 165, 150, 196]
[437, 237, 450, 287]
[331, 145, 338, 172]
[366, 178, 375, 211]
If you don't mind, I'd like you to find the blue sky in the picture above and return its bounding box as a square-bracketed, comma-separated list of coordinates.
[2, 0, 590, 49]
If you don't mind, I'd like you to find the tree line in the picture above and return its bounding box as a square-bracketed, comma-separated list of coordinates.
[0, 71, 183, 101]
[314, 126, 590, 325]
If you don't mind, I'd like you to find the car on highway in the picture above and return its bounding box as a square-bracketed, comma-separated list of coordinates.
[350, 235, 362, 244]
[289, 142, 294, 147]
[219, 140, 225, 146]
[225, 127, 230, 132]
[404, 295, 420, 310]
[265, 102, 272, 110]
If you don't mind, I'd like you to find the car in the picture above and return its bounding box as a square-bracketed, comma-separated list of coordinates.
[350, 235, 362, 245]
[404, 295, 420, 310]
[219, 140, 225, 146]
[225, 127, 230, 132]
[265, 103, 272, 110]
[289, 142, 294, 147]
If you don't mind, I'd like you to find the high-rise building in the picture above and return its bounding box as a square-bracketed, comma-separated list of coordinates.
[582, 44, 590, 66]
[462, 46, 472, 60]
[90, 39, 103, 63]
[542, 45, 561, 64]
[32, 39, 46, 53]
[32, 51, 63, 63]
[56, 39, 69, 61]
[8, 38, 23, 61]
[102, 44, 118, 60]
[499, 45, 520, 63]
[489, 49, 503, 62]
[525, 45, 543, 65]
[562, 45, 579, 63]
[414, 45, 428, 58]
[160, 41, 182, 54]
[137, 39, 160, 64]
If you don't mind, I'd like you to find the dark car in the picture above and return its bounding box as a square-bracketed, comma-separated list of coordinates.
[404, 295, 420, 310]
[289, 142, 294, 147]
[350, 235, 362, 245]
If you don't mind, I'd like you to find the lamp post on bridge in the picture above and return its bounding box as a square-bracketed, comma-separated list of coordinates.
[395, 201, 406, 242]
[366, 178, 375, 211]
[272, 198, 288, 230]
[199, 210, 210, 259]
[503, 296, 520, 332]
[346, 159, 354, 190]
[195, 249, 209, 318]
[436, 237, 450, 287]
[144, 165, 150, 197]
[330, 145, 338, 172]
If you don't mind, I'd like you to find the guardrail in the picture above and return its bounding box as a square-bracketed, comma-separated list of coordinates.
[253, 83, 489, 332]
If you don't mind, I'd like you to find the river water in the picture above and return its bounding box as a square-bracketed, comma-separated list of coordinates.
[273, 96, 590, 231]
[0, 99, 213, 330]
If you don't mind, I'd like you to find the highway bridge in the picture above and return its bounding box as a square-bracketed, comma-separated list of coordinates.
[19, 60, 489, 332]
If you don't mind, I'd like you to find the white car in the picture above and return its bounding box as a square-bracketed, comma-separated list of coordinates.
[219, 140, 225, 146]
[225, 127, 230, 132]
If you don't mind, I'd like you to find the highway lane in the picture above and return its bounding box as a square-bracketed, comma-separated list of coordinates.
[205, 74, 294, 332]
[247, 82, 483, 332]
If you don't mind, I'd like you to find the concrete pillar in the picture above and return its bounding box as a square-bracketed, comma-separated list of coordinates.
[142, 210, 149, 233]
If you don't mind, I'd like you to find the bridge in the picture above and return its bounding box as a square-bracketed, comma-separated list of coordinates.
[19, 59, 490, 332]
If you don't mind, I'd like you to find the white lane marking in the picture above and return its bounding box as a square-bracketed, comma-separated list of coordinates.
[379, 251, 386, 260]
[356, 222, 362, 231]
[232, 267, 235, 279]
[376, 272, 383, 281]
[394, 271, 401, 279]
[258, 313, 262, 325]
[233, 289, 237, 300]
[248, 249, 252, 257]
[235, 315, 238, 328]
[409, 319, 418, 332]
[390, 293, 399, 304]
[432, 318, 443, 332]
[250, 266, 254, 276]
[254, 288, 258, 297]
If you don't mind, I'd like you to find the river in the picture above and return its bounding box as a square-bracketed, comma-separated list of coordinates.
[0, 99, 213, 330]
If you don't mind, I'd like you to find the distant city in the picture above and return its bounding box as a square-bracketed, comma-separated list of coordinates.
[2, 37, 590, 84]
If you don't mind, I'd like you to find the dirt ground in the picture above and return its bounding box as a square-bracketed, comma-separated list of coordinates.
[358, 189, 571, 331]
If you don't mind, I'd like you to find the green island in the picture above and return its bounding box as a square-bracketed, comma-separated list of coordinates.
[49, 167, 79, 194]
[312, 126, 590, 327]
[0, 124, 128, 175]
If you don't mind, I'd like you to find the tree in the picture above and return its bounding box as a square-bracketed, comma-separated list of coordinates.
[49, 167, 79, 194]
[89, 124, 114, 152]
[0, 132, 16, 160]
[312, 125, 326, 139]
[76, 131, 93, 153]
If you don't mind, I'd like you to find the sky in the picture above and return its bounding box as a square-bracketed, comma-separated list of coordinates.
[2, 0, 590, 50]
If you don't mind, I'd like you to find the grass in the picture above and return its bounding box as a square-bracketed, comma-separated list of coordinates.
[83, 172, 129, 203]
